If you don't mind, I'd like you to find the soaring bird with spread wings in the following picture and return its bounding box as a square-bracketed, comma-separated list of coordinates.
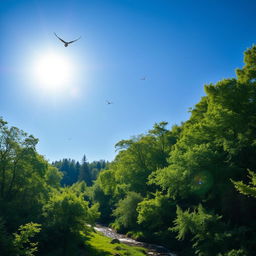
[54, 33, 81, 47]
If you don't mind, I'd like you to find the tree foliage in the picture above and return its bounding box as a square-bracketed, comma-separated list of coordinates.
[12, 223, 41, 256]
[92, 46, 256, 255]
[53, 157, 108, 186]
[232, 169, 256, 198]
[111, 191, 143, 231]
[0, 118, 100, 255]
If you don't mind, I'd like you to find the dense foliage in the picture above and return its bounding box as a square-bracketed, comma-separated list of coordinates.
[0, 119, 100, 256]
[91, 46, 256, 255]
[53, 157, 108, 186]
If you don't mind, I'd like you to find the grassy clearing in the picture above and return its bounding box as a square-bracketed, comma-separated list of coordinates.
[85, 230, 147, 256]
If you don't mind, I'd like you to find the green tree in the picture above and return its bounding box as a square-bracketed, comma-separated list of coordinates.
[232, 169, 256, 198]
[137, 192, 175, 231]
[0, 118, 38, 200]
[42, 187, 99, 255]
[79, 155, 92, 186]
[0, 118, 62, 230]
[12, 223, 41, 256]
[52, 159, 80, 186]
[171, 205, 232, 256]
[149, 47, 256, 221]
[111, 123, 176, 196]
[91, 180, 115, 223]
[112, 192, 143, 231]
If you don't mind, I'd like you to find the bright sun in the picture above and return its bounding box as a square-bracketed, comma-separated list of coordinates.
[32, 52, 75, 93]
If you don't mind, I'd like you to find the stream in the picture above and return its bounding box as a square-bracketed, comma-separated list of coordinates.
[94, 225, 177, 256]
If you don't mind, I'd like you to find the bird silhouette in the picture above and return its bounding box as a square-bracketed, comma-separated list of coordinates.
[54, 33, 81, 47]
[106, 100, 113, 105]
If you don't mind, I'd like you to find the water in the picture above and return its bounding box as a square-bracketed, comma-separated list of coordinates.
[94, 225, 177, 256]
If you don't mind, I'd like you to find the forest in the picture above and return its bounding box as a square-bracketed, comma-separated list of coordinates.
[1, 46, 256, 256]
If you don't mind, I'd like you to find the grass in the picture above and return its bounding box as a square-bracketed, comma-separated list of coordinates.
[85, 230, 147, 256]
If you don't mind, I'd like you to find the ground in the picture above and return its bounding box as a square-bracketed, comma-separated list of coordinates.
[85, 230, 147, 256]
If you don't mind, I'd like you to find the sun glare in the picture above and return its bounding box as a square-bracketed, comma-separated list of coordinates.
[32, 52, 75, 94]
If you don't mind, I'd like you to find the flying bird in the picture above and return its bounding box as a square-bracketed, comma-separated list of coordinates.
[54, 33, 81, 47]
[106, 100, 113, 105]
[140, 76, 146, 80]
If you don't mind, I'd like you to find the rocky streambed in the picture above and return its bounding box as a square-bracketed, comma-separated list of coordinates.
[94, 225, 177, 256]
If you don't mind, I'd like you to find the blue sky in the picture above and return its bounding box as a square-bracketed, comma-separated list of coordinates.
[1, 0, 256, 162]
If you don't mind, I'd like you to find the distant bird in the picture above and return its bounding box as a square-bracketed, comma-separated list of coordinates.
[54, 33, 81, 47]
[106, 100, 113, 105]
[140, 76, 146, 80]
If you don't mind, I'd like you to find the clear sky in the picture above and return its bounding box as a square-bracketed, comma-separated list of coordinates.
[1, 0, 256, 162]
